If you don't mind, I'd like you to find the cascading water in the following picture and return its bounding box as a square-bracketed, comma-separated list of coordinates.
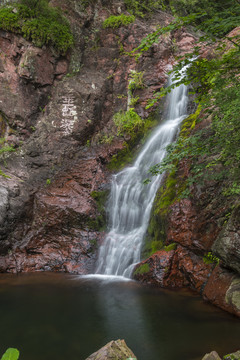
[96, 72, 189, 278]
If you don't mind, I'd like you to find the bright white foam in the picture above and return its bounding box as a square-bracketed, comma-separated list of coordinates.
[74, 274, 132, 282]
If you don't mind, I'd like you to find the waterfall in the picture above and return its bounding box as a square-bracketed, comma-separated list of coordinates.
[95, 72, 189, 278]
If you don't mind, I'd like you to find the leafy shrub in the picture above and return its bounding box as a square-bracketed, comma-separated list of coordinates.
[103, 14, 135, 29]
[0, 0, 73, 53]
[128, 70, 145, 94]
[113, 108, 144, 137]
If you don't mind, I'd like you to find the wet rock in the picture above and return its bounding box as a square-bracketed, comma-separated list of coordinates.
[0, 159, 107, 274]
[133, 249, 175, 285]
[223, 350, 240, 360]
[134, 246, 213, 292]
[212, 203, 240, 275]
[167, 198, 220, 252]
[202, 351, 221, 360]
[85, 339, 137, 360]
[225, 279, 240, 316]
[203, 267, 240, 317]
[166, 246, 213, 292]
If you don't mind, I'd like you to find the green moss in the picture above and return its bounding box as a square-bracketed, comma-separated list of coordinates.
[142, 213, 165, 258]
[164, 243, 176, 251]
[180, 105, 201, 138]
[0, 0, 73, 54]
[88, 190, 109, 231]
[133, 263, 150, 276]
[154, 169, 187, 216]
[108, 115, 158, 171]
[103, 14, 135, 29]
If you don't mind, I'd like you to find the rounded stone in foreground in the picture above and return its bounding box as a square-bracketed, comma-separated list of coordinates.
[85, 339, 137, 360]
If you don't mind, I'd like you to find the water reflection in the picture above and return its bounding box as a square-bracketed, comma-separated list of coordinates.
[0, 273, 239, 360]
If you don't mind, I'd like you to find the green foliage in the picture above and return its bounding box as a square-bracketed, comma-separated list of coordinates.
[135, 0, 240, 198]
[128, 70, 145, 94]
[98, 133, 114, 145]
[0, 0, 73, 53]
[129, 96, 139, 107]
[102, 14, 135, 29]
[0, 143, 15, 156]
[1, 348, 19, 360]
[203, 252, 220, 265]
[113, 108, 144, 137]
[0, 138, 15, 178]
[124, 0, 166, 17]
[133, 263, 150, 275]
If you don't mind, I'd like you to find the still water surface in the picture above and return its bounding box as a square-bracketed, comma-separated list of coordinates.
[0, 273, 239, 360]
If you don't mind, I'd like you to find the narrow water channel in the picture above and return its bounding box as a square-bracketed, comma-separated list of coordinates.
[0, 273, 239, 360]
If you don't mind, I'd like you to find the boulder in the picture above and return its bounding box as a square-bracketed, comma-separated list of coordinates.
[85, 340, 136, 360]
[202, 351, 221, 360]
[223, 350, 240, 360]
[212, 203, 240, 275]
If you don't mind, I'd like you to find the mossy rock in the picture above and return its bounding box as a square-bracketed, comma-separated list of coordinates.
[108, 114, 158, 171]
[142, 212, 165, 258]
[133, 263, 150, 276]
[88, 190, 109, 231]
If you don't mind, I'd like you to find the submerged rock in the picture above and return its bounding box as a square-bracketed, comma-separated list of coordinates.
[85, 339, 136, 360]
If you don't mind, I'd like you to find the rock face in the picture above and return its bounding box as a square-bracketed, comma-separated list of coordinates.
[0, 0, 197, 273]
[85, 339, 137, 360]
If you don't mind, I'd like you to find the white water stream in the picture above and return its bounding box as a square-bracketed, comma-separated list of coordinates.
[95, 74, 189, 278]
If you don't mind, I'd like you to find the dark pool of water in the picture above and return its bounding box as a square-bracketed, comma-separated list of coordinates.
[0, 273, 239, 360]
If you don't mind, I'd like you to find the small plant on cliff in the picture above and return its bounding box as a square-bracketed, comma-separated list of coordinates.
[1, 348, 19, 360]
[0, 0, 73, 54]
[0, 138, 15, 178]
[128, 70, 145, 94]
[103, 14, 135, 29]
[113, 108, 144, 137]
[203, 252, 220, 265]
